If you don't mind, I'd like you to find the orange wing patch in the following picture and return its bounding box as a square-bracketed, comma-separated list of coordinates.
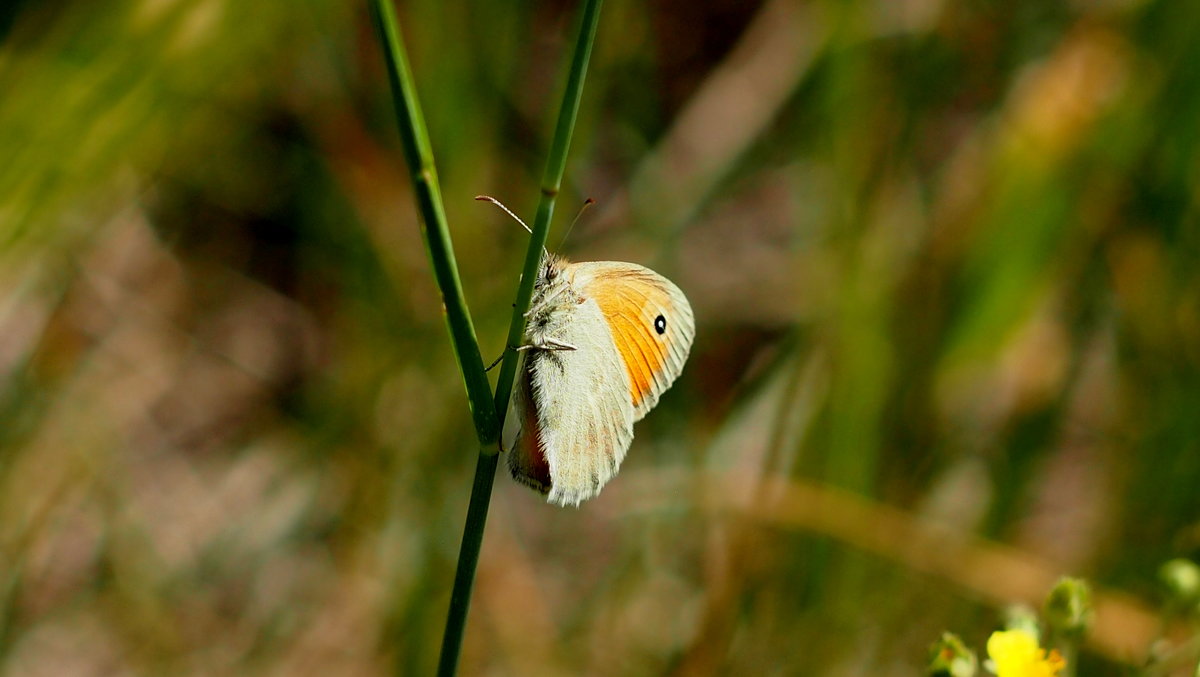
[588, 273, 670, 408]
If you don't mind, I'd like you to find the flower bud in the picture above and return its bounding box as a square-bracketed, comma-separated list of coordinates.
[1159, 559, 1200, 607]
[928, 632, 978, 677]
[1043, 576, 1093, 638]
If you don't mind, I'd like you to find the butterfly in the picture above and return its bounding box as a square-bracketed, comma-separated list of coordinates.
[503, 252, 695, 506]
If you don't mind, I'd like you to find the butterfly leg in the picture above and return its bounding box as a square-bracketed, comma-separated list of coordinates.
[484, 351, 505, 372]
[514, 338, 578, 352]
[524, 285, 570, 319]
[542, 337, 578, 351]
[485, 340, 546, 371]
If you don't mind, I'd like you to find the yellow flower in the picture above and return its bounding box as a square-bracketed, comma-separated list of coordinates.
[986, 629, 1066, 677]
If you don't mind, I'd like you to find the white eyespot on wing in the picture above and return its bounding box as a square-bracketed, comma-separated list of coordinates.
[526, 298, 635, 507]
[566, 261, 695, 421]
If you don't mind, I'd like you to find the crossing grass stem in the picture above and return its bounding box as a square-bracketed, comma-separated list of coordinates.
[368, 1, 603, 674]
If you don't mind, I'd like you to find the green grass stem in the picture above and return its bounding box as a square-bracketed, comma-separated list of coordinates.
[369, 1, 603, 675]
[369, 0, 498, 448]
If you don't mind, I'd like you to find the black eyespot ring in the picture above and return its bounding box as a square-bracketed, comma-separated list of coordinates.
[654, 315, 667, 335]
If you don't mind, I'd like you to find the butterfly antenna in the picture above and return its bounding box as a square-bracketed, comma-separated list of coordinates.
[556, 197, 596, 250]
[475, 195, 532, 235]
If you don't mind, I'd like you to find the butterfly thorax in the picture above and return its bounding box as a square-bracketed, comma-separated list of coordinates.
[524, 254, 580, 347]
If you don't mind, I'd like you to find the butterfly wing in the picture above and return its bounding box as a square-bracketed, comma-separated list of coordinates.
[566, 261, 695, 421]
[504, 353, 553, 495]
[507, 296, 635, 506]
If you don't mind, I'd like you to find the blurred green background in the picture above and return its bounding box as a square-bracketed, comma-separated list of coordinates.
[1, 0, 1198, 674]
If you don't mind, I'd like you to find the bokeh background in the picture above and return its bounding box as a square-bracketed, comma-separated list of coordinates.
[1, 0, 1198, 674]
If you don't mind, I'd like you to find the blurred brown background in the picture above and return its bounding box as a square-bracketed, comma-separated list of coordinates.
[0, 0, 1197, 674]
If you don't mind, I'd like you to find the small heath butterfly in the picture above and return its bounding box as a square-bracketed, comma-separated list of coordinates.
[504, 252, 695, 506]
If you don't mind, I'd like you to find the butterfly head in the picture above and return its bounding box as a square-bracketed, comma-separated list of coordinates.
[535, 252, 566, 288]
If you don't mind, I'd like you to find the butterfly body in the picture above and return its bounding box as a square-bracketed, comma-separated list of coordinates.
[505, 254, 694, 506]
